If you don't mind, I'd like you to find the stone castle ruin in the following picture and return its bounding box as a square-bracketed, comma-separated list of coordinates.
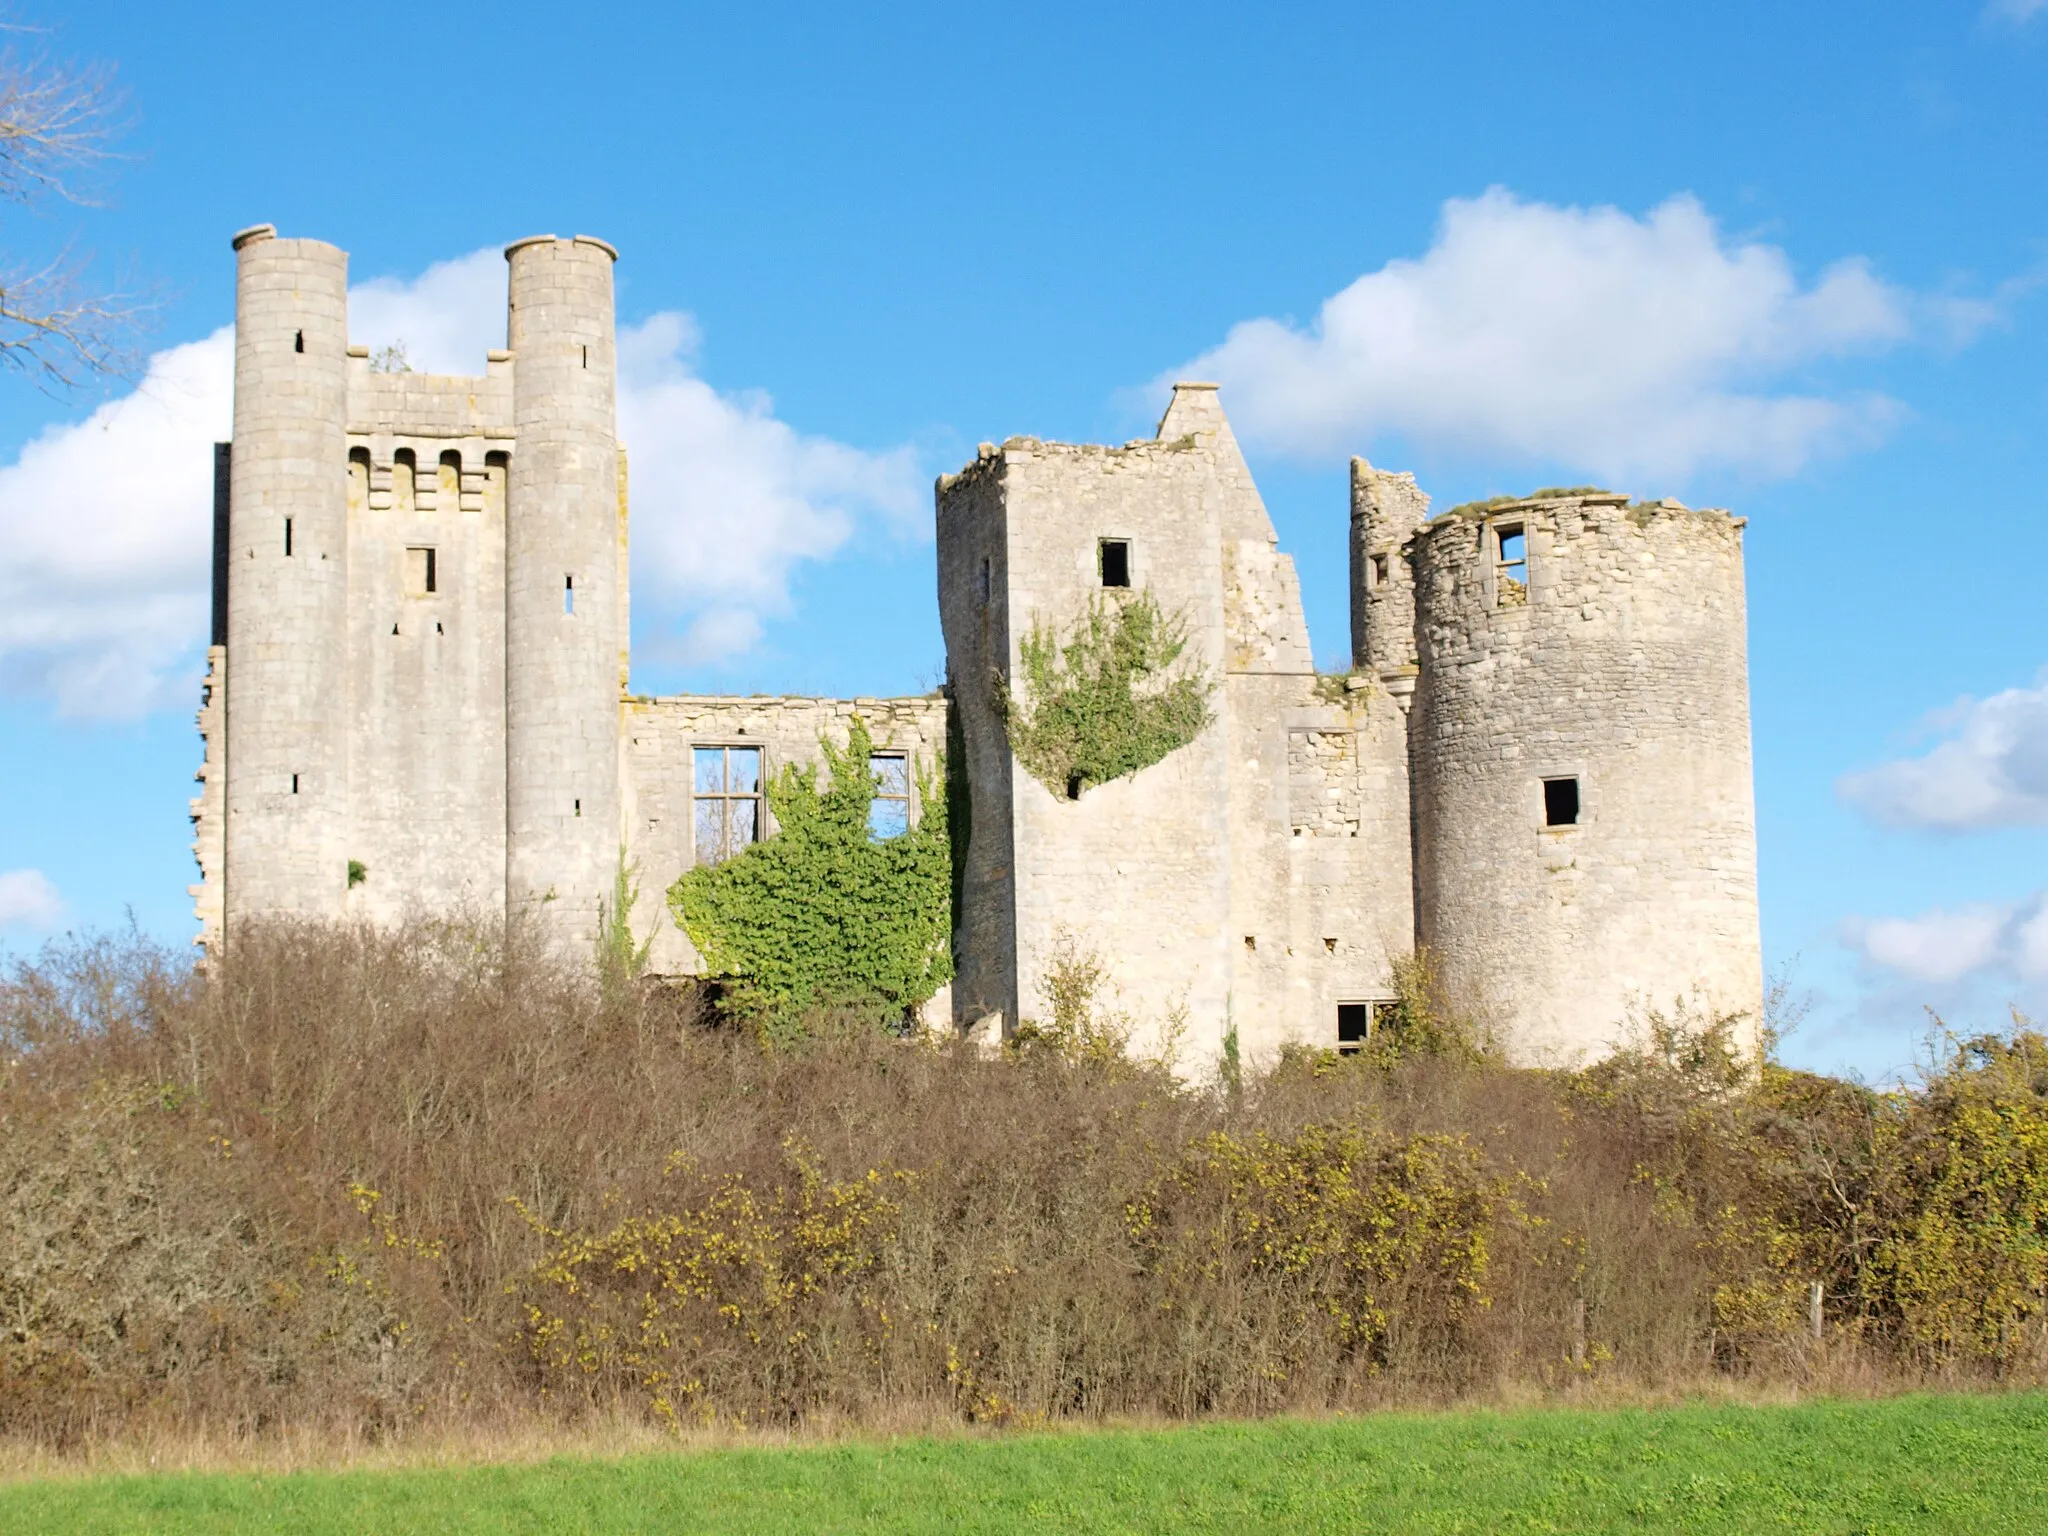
[192, 227, 1764, 1067]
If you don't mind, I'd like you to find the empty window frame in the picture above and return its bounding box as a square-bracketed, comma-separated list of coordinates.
[1370, 552, 1390, 588]
[404, 546, 437, 596]
[1099, 538, 1131, 588]
[564, 575, 575, 615]
[868, 752, 911, 839]
[694, 745, 763, 865]
[1543, 775, 1580, 828]
[1337, 1001, 1369, 1055]
[1495, 523, 1527, 605]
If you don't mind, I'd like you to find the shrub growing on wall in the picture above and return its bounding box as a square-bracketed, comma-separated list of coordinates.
[668, 719, 952, 1038]
[999, 589, 1212, 799]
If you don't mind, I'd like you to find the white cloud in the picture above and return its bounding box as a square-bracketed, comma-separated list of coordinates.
[617, 313, 922, 664]
[0, 869, 64, 933]
[0, 329, 231, 715]
[0, 247, 923, 715]
[1846, 892, 2048, 987]
[1987, 0, 2047, 22]
[1838, 673, 2048, 830]
[1164, 188, 1931, 483]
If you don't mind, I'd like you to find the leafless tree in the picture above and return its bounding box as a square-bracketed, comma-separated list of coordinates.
[0, 27, 137, 391]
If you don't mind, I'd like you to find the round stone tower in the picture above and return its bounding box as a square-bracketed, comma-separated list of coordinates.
[223, 225, 352, 923]
[503, 234, 623, 947]
[1409, 493, 1762, 1062]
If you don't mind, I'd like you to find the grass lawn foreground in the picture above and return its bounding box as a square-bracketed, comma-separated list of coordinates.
[3, 1393, 2043, 1534]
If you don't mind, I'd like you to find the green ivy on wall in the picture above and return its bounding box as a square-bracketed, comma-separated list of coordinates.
[999, 589, 1212, 799]
[667, 718, 953, 1040]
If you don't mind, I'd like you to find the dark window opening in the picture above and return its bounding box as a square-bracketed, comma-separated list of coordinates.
[290, 773, 300, 795]
[1337, 1001, 1369, 1055]
[1099, 538, 1130, 588]
[581, 345, 589, 368]
[1244, 935, 1257, 954]
[564, 575, 574, 615]
[1370, 553, 1389, 587]
[283, 517, 293, 557]
[574, 798, 581, 817]
[1324, 937, 1338, 953]
[293, 330, 304, 354]
[1065, 773, 1083, 801]
[1543, 775, 1580, 827]
[435, 621, 443, 634]
[406, 546, 437, 596]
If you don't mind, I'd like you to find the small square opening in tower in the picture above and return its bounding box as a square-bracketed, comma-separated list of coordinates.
[1543, 775, 1580, 827]
[1099, 539, 1130, 588]
[1496, 523, 1527, 605]
[1370, 553, 1389, 587]
[1337, 1001, 1369, 1055]
[405, 546, 437, 596]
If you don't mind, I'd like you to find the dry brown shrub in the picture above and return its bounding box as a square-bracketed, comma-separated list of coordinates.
[1, 920, 2042, 1457]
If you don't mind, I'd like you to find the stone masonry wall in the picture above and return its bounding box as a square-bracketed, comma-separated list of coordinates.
[1410, 495, 1763, 1062]
[623, 693, 950, 982]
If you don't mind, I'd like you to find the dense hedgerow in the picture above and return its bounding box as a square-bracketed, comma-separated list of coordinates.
[2, 919, 2045, 1450]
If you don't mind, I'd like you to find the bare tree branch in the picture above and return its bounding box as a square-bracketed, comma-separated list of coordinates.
[0, 20, 140, 390]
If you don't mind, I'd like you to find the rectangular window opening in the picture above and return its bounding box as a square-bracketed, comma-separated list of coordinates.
[574, 798, 581, 817]
[868, 752, 911, 839]
[1495, 523, 1527, 607]
[290, 773, 299, 795]
[694, 744, 764, 865]
[1099, 538, 1130, 588]
[1337, 1001, 1369, 1055]
[1543, 775, 1580, 828]
[564, 574, 574, 615]
[293, 330, 304, 354]
[405, 546, 437, 596]
[581, 345, 589, 369]
[283, 517, 293, 557]
[1370, 553, 1389, 587]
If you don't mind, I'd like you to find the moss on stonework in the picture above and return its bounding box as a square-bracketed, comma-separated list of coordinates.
[1439, 486, 1621, 520]
[999, 589, 1212, 800]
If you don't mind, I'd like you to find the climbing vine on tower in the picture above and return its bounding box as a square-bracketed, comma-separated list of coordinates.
[999, 589, 1213, 799]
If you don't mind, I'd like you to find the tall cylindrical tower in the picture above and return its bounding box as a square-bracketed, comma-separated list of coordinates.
[504, 234, 623, 948]
[223, 225, 352, 923]
[1410, 494, 1762, 1063]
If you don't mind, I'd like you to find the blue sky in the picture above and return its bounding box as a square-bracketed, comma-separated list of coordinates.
[2, 0, 2045, 1079]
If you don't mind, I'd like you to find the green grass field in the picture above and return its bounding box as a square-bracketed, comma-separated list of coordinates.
[5, 1394, 2043, 1534]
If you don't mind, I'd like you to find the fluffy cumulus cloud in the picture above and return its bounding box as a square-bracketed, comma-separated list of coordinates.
[1165, 188, 1935, 483]
[0, 248, 922, 716]
[1837, 674, 2048, 831]
[1845, 892, 2048, 988]
[0, 869, 64, 933]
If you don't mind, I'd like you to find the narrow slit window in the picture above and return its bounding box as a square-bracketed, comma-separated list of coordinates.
[564, 575, 574, 615]
[1099, 538, 1130, 588]
[1337, 1001, 1369, 1055]
[1543, 775, 1580, 828]
[1370, 553, 1389, 587]
[283, 517, 293, 557]
[405, 546, 437, 596]
[293, 330, 304, 353]
[290, 773, 300, 795]
[581, 345, 589, 368]
[1495, 523, 1527, 606]
[868, 753, 911, 839]
[694, 745, 764, 865]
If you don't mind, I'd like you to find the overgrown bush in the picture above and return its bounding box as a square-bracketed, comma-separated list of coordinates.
[3, 920, 2046, 1453]
[999, 589, 1212, 799]
[668, 718, 952, 1039]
